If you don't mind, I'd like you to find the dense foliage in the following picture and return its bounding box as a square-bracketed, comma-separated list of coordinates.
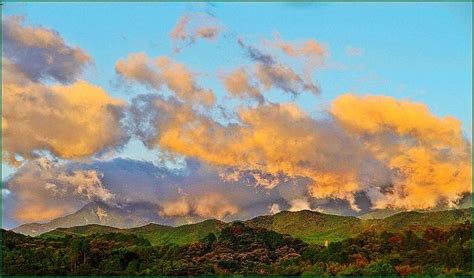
[2, 221, 472, 276]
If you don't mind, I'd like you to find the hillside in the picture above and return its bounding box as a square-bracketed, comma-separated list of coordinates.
[42, 219, 224, 246]
[246, 210, 363, 244]
[3, 221, 472, 276]
[365, 207, 472, 233]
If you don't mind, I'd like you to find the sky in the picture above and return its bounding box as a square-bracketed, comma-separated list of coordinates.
[2, 2, 472, 228]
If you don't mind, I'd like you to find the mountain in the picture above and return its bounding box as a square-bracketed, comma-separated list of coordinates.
[38, 207, 472, 246]
[40, 210, 361, 245]
[12, 201, 165, 236]
[366, 207, 472, 232]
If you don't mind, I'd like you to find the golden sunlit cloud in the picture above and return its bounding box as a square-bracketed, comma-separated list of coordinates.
[221, 67, 264, 103]
[159, 193, 239, 220]
[3, 70, 127, 165]
[116, 53, 215, 107]
[129, 92, 471, 211]
[331, 94, 471, 210]
[331, 94, 465, 148]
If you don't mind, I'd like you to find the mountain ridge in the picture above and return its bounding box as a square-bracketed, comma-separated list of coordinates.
[12, 201, 167, 236]
[32, 207, 472, 246]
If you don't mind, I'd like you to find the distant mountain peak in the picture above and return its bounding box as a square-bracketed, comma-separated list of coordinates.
[12, 201, 165, 236]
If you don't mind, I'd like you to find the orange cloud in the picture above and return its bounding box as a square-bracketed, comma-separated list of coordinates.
[331, 94, 465, 148]
[3, 62, 127, 165]
[7, 158, 114, 223]
[115, 52, 162, 89]
[133, 92, 470, 211]
[170, 13, 222, 53]
[132, 96, 369, 210]
[374, 146, 471, 210]
[159, 193, 238, 220]
[222, 67, 263, 103]
[116, 53, 215, 107]
[271, 32, 326, 59]
[331, 94, 471, 210]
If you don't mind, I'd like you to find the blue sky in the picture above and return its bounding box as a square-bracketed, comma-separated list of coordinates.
[3, 2, 472, 179]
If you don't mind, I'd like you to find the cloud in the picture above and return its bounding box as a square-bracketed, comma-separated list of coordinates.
[2, 16, 127, 166]
[3, 157, 283, 225]
[221, 67, 264, 103]
[237, 37, 321, 96]
[254, 63, 307, 96]
[5, 158, 113, 222]
[373, 145, 471, 210]
[160, 193, 239, 220]
[129, 94, 376, 210]
[238, 37, 276, 65]
[129, 91, 470, 212]
[115, 52, 162, 89]
[331, 94, 465, 148]
[269, 203, 281, 214]
[331, 94, 471, 210]
[265, 33, 327, 94]
[2, 15, 91, 84]
[170, 13, 222, 53]
[270, 32, 326, 59]
[288, 198, 311, 212]
[116, 53, 215, 107]
[3, 60, 128, 166]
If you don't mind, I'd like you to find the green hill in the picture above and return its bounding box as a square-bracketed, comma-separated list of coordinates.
[365, 207, 472, 233]
[246, 210, 362, 244]
[126, 219, 224, 245]
[42, 219, 224, 246]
